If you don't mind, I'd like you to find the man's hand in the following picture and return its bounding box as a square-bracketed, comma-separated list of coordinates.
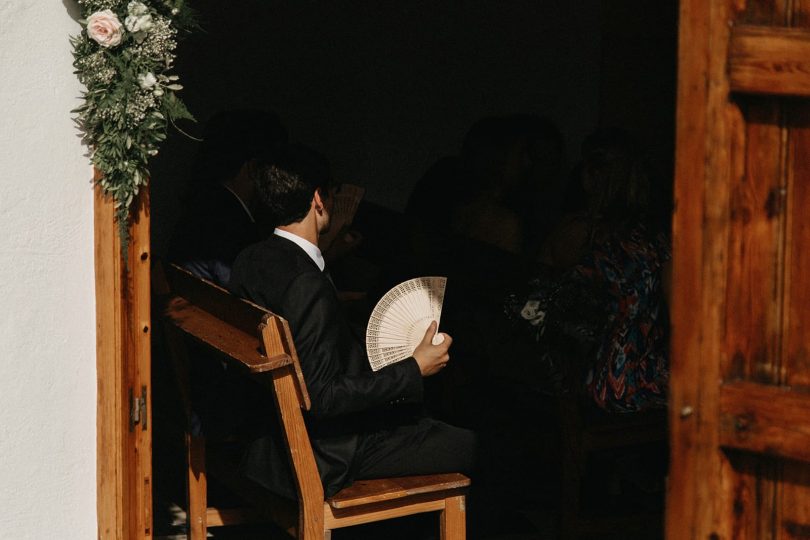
[412, 321, 452, 377]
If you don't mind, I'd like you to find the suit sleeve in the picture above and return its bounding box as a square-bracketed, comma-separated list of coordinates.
[281, 270, 423, 418]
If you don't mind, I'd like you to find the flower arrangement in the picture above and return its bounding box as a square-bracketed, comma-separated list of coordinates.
[71, 0, 197, 247]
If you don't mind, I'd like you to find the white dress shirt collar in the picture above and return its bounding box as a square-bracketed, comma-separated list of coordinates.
[274, 228, 325, 271]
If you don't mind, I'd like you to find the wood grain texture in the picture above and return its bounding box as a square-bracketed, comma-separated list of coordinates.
[739, 0, 790, 26]
[324, 496, 446, 529]
[730, 25, 810, 97]
[187, 435, 207, 539]
[165, 298, 290, 373]
[784, 102, 810, 390]
[262, 316, 311, 410]
[667, 0, 736, 538]
[95, 179, 153, 539]
[328, 474, 470, 509]
[719, 382, 810, 462]
[723, 100, 786, 384]
[127, 187, 153, 539]
[775, 4, 810, 537]
[270, 367, 325, 540]
[95, 179, 125, 539]
[440, 495, 466, 540]
[166, 264, 269, 337]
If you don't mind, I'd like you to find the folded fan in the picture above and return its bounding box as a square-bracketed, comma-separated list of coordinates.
[320, 183, 365, 252]
[366, 277, 447, 371]
[333, 183, 364, 222]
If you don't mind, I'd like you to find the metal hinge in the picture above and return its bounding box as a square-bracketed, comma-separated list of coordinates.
[129, 386, 148, 432]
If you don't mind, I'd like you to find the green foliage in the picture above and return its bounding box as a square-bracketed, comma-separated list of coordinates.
[71, 0, 196, 254]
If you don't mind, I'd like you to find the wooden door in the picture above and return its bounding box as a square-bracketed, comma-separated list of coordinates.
[669, 1, 810, 538]
[95, 179, 153, 539]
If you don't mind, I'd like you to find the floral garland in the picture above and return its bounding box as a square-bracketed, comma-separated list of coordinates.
[71, 0, 196, 248]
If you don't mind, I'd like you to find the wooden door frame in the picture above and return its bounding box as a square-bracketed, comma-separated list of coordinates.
[95, 172, 153, 539]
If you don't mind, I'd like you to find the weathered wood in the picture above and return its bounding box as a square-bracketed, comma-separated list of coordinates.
[166, 264, 269, 337]
[95, 177, 152, 539]
[95, 179, 125, 539]
[440, 495, 466, 540]
[323, 494, 448, 529]
[778, 5, 810, 537]
[784, 103, 810, 390]
[165, 297, 291, 373]
[667, 0, 736, 538]
[270, 366, 325, 539]
[126, 187, 153, 539]
[720, 382, 810, 463]
[328, 474, 470, 509]
[723, 100, 786, 384]
[262, 316, 311, 410]
[729, 26, 810, 97]
[187, 434, 207, 539]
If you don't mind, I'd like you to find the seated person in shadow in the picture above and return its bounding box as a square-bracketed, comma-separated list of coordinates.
[165, 109, 287, 443]
[169, 108, 287, 287]
[450, 116, 527, 255]
[503, 114, 566, 255]
[228, 143, 477, 500]
[525, 127, 672, 413]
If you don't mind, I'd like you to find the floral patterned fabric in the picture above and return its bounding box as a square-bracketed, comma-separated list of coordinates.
[506, 222, 671, 411]
[574, 223, 671, 412]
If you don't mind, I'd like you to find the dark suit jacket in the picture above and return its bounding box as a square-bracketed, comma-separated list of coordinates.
[229, 234, 425, 498]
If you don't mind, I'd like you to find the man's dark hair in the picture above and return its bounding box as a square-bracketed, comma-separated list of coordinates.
[254, 143, 333, 226]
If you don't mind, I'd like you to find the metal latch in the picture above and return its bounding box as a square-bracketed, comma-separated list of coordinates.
[129, 386, 148, 431]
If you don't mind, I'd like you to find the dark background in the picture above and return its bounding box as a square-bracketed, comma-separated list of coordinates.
[150, 0, 677, 257]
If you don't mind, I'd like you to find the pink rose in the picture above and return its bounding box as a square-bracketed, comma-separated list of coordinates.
[87, 10, 124, 48]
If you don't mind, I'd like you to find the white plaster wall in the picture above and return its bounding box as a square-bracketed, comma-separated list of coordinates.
[0, 1, 97, 538]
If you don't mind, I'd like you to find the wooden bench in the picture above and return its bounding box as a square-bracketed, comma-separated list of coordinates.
[160, 263, 471, 539]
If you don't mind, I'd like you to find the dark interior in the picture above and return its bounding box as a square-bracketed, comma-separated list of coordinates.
[150, 2, 678, 538]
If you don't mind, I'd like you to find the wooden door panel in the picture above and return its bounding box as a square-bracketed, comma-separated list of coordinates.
[779, 462, 810, 539]
[724, 99, 785, 383]
[670, 0, 810, 538]
[784, 105, 810, 390]
[740, 0, 790, 25]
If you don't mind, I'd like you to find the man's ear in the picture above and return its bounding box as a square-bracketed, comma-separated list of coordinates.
[312, 189, 324, 211]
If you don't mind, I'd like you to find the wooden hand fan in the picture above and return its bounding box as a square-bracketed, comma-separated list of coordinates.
[320, 183, 365, 252]
[332, 183, 365, 223]
[366, 277, 447, 371]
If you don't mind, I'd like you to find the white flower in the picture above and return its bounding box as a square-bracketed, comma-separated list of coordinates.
[125, 12, 154, 34]
[138, 72, 157, 89]
[86, 10, 124, 48]
[520, 300, 546, 326]
[128, 2, 149, 16]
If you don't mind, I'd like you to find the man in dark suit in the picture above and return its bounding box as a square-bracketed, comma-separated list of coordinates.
[229, 144, 476, 498]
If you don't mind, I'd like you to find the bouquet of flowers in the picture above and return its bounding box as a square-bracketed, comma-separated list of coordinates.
[503, 268, 608, 394]
[71, 0, 197, 245]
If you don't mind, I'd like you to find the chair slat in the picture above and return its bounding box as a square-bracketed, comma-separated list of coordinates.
[328, 473, 471, 509]
[167, 263, 269, 336]
[165, 297, 291, 373]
